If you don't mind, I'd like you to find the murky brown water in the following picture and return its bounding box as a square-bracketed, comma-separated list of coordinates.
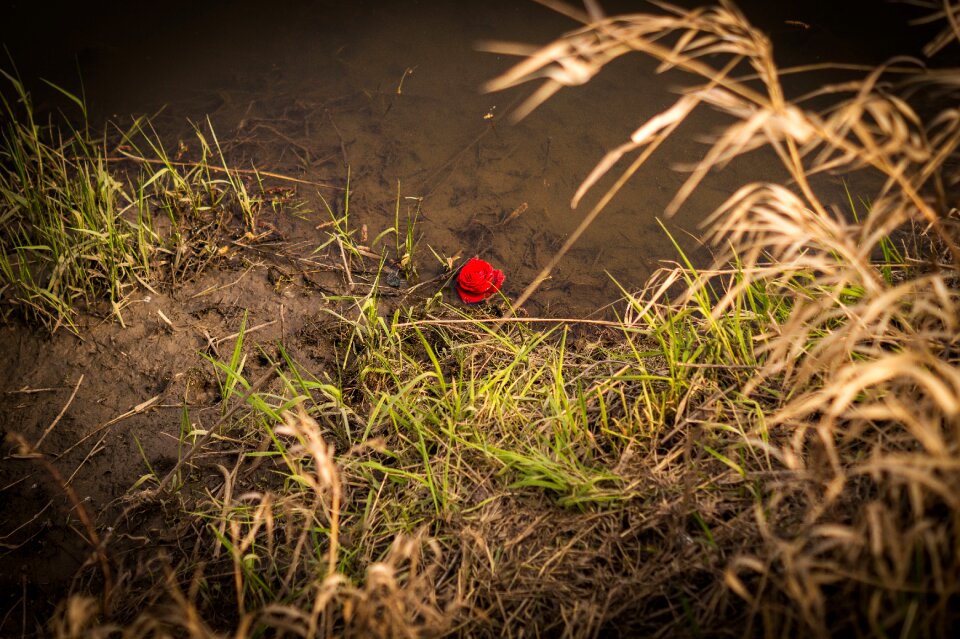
[1, 0, 939, 315]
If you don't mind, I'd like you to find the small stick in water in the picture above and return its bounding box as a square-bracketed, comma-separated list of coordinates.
[498, 202, 529, 226]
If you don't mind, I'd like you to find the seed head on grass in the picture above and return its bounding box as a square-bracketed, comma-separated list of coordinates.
[483, 0, 960, 634]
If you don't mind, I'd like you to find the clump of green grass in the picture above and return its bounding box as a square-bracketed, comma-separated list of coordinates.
[0, 70, 156, 330]
[48, 274, 779, 637]
[0, 70, 286, 332]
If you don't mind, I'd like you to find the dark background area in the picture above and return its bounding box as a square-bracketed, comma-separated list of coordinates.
[0, 0, 949, 106]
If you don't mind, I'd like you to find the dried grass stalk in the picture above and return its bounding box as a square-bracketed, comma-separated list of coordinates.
[487, 0, 960, 634]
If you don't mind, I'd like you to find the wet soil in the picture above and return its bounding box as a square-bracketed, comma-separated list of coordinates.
[0, 0, 946, 634]
[0, 225, 346, 628]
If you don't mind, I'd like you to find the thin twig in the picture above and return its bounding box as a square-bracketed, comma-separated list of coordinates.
[35, 374, 83, 450]
[391, 316, 628, 329]
[107, 151, 344, 190]
[6, 433, 114, 610]
[5, 386, 64, 395]
[0, 500, 53, 546]
[335, 236, 355, 289]
[54, 395, 161, 460]
[65, 431, 110, 487]
[213, 320, 278, 346]
[189, 265, 256, 299]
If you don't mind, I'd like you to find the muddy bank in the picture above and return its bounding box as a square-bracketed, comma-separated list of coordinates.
[0, 232, 344, 625]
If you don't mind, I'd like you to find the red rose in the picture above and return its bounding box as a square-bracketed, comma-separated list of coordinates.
[455, 257, 505, 304]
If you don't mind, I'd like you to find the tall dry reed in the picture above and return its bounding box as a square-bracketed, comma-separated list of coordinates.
[484, 0, 960, 635]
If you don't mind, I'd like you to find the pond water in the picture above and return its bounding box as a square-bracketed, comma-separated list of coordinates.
[1, 0, 939, 315]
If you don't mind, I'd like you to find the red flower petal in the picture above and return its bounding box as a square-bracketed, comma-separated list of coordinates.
[456, 283, 492, 304]
[455, 258, 505, 304]
[489, 268, 504, 291]
[458, 258, 494, 293]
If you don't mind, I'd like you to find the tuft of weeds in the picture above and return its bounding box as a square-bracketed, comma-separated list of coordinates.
[0, 68, 289, 331]
[0, 70, 155, 331]
[388, 180, 423, 280]
[315, 175, 424, 292]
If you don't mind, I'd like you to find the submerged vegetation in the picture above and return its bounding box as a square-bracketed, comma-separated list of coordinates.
[4, 1, 960, 637]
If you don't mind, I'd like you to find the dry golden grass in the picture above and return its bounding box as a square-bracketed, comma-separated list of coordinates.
[480, 0, 960, 635]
